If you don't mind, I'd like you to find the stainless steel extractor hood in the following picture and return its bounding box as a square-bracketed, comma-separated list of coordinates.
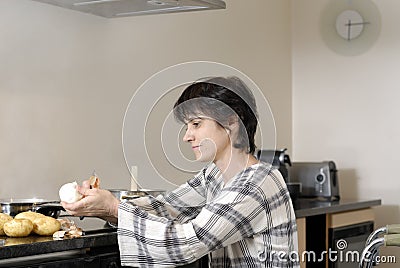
[32, 0, 226, 18]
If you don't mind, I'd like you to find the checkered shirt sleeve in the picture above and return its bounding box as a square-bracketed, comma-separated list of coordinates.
[117, 162, 299, 267]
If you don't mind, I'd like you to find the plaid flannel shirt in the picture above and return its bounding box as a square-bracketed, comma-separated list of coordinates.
[118, 162, 299, 267]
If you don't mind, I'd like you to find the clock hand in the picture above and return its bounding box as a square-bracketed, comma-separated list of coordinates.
[345, 21, 370, 26]
[347, 19, 351, 41]
[345, 20, 370, 41]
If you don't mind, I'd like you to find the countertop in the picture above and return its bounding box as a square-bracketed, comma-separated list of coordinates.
[293, 198, 382, 218]
[0, 216, 117, 261]
[0, 231, 117, 258]
[0, 198, 382, 262]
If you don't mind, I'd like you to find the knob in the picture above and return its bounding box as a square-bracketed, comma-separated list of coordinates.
[316, 174, 324, 183]
[315, 168, 326, 184]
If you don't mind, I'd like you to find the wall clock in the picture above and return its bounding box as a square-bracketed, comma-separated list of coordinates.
[320, 0, 381, 56]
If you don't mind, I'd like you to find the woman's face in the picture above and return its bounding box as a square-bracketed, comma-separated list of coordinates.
[182, 117, 231, 163]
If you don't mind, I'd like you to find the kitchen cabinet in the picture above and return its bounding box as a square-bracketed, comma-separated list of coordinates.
[294, 199, 381, 268]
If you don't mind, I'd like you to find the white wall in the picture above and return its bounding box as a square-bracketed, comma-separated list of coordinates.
[0, 0, 292, 198]
[2, 0, 399, 263]
[292, 0, 400, 264]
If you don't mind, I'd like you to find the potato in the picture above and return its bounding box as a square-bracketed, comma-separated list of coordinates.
[32, 216, 61, 236]
[0, 213, 13, 235]
[3, 219, 33, 237]
[14, 211, 45, 222]
[59, 181, 83, 203]
[10, 212, 61, 236]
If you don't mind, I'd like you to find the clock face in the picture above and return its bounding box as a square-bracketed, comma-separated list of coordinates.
[320, 0, 381, 56]
[336, 10, 366, 41]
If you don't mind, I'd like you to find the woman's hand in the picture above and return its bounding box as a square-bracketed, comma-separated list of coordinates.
[61, 180, 120, 224]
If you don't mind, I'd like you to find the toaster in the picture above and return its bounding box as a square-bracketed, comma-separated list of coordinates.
[289, 161, 340, 200]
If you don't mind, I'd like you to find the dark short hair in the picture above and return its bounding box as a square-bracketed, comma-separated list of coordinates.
[173, 76, 258, 154]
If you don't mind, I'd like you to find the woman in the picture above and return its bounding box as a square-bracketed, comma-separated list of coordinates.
[62, 76, 299, 267]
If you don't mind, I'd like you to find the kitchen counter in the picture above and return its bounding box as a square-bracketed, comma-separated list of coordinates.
[0, 217, 119, 267]
[0, 199, 381, 266]
[0, 230, 116, 259]
[293, 198, 381, 218]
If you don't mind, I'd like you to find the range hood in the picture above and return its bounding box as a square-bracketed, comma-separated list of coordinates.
[32, 0, 226, 18]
